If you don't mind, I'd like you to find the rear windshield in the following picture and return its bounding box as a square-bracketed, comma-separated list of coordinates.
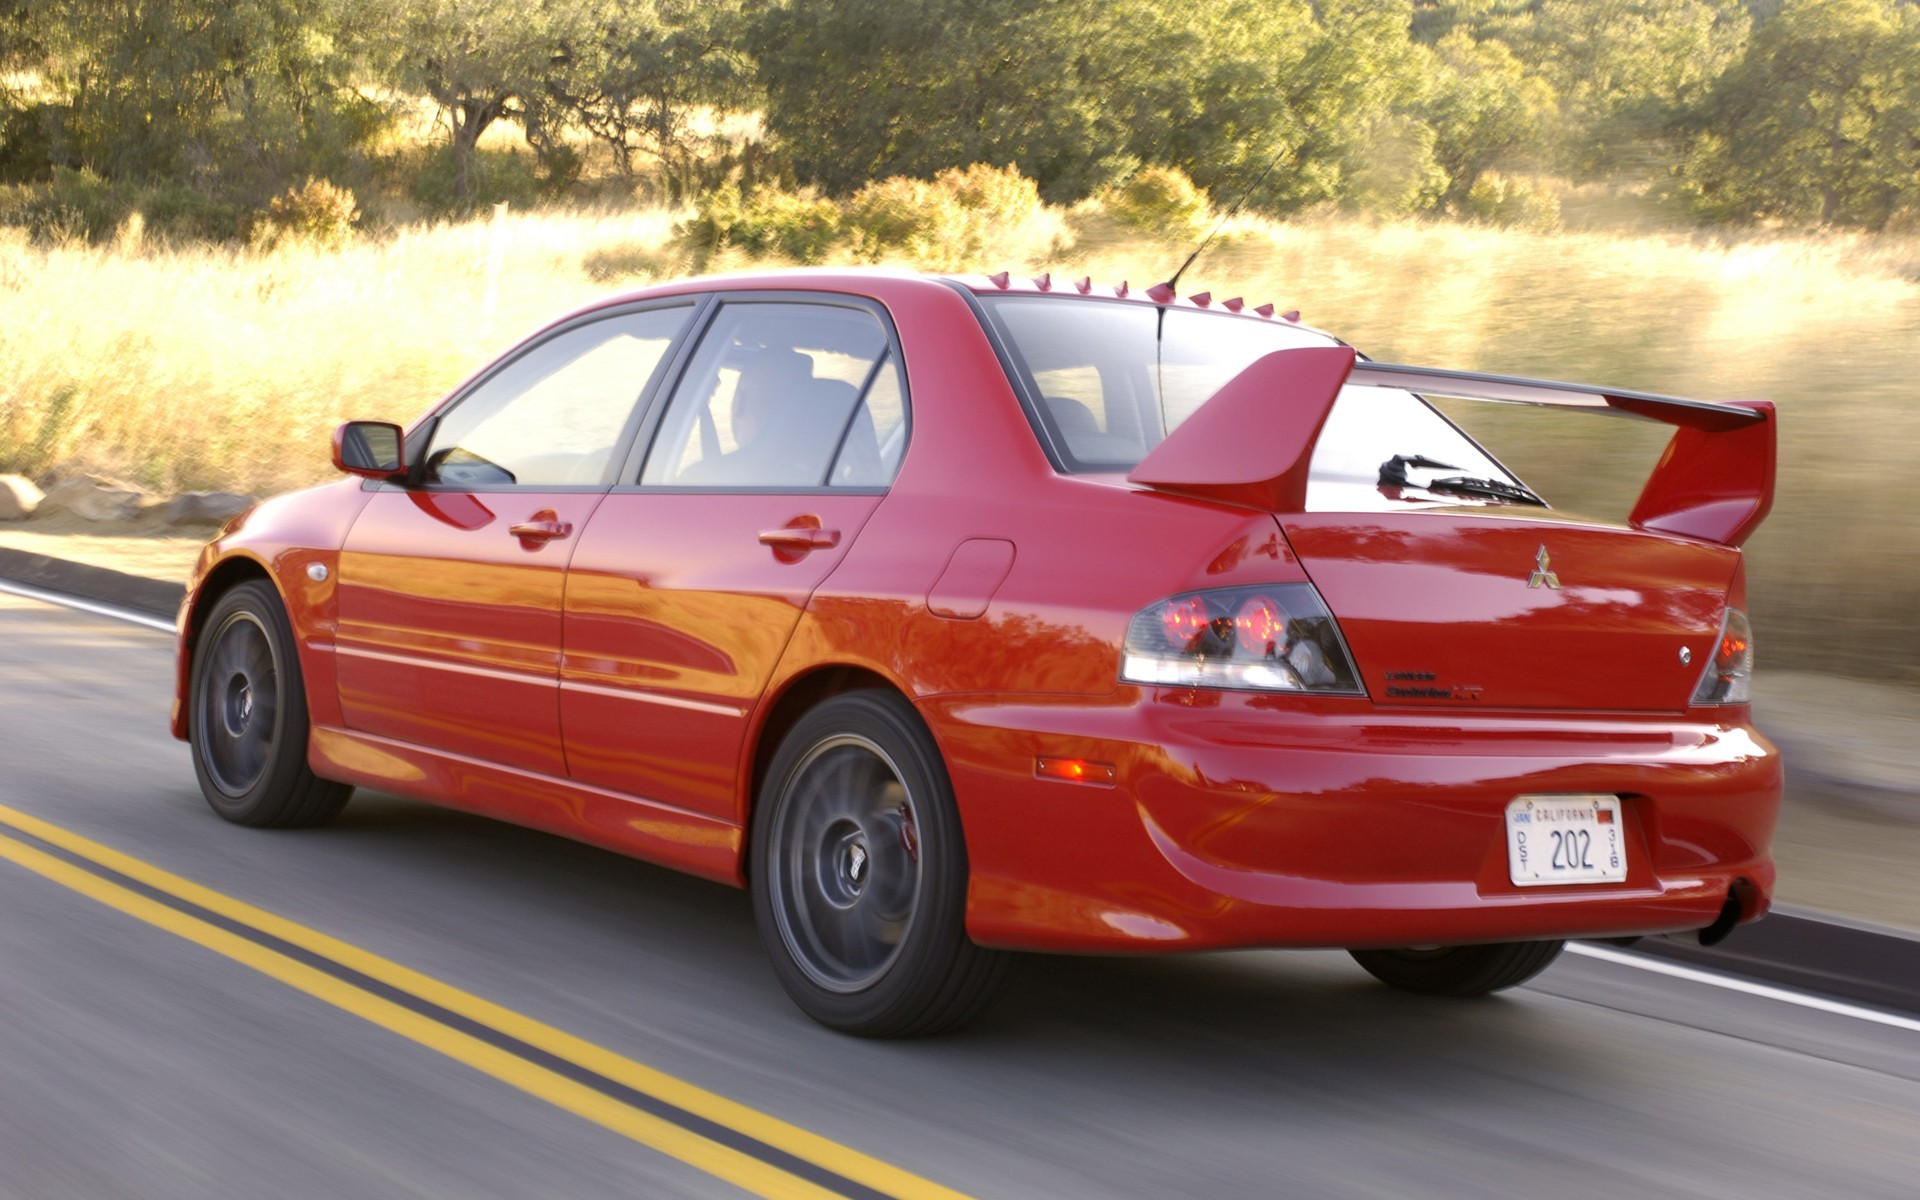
[977, 295, 1526, 509]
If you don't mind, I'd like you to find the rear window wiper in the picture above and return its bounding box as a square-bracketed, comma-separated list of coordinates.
[1423, 474, 1546, 505]
[1379, 454, 1546, 506]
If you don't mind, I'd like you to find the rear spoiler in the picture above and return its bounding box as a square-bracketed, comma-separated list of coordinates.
[1128, 348, 1776, 547]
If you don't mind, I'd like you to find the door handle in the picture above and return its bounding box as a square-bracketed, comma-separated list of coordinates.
[510, 519, 573, 544]
[757, 527, 840, 550]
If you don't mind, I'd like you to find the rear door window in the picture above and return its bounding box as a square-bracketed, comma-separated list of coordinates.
[641, 302, 905, 490]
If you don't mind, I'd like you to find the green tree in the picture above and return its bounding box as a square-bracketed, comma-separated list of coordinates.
[1681, 0, 1919, 226]
[1522, 0, 1752, 178]
[388, 0, 601, 206]
[1424, 30, 1557, 203]
[1274, 0, 1447, 213]
[0, 0, 36, 178]
[750, 0, 1456, 216]
[748, 0, 1156, 203]
[0, 0, 35, 71]
[1169, 0, 1451, 215]
[530, 0, 752, 200]
[1409, 0, 1536, 45]
[22, 0, 382, 204]
[1413, 1, 1752, 181]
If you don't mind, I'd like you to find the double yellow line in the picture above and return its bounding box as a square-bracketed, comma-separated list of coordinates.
[0, 804, 972, 1200]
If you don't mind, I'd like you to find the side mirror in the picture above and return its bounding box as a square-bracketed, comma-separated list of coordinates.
[332, 421, 407, 481]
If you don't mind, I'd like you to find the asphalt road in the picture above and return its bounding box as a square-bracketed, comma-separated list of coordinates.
[3, 590, 1917, 1200]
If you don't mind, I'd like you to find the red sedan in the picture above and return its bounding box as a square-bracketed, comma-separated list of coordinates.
[173, 269, 1780, 1035]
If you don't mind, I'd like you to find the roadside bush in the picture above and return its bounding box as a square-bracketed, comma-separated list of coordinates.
[1460, 172, 1562, 232]
[409, 146, 550, 215]
[252, 177, 360, 249]
[0, 104, 63, 185]
[1097, 166, 1212, 240]
[937, 163, 1044, 231]
[845, 163, 1049, 269]
[0, 382, 86, 481]
[679, 181, 845, 264]
[582, 239, 690, 283]
[0, 168, 245, 244]
[136, 182, 246, 242]
[844, 176, 969, 265]
[680, 164, 1058, 270]
[0, 167, 120, 244]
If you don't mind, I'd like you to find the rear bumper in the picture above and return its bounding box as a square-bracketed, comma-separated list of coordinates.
[929, 690, 1779, 953]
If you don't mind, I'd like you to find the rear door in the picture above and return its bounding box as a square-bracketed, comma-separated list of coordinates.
[560, 296, 908, 821]
[334, 303, 695, 773]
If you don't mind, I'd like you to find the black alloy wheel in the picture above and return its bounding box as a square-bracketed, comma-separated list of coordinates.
[751, 690, 1009, 1037]
[189, 580, 351, 827]
[1348, 940, 1567, 997]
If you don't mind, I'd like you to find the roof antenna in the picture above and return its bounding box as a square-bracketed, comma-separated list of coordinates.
[1149, 146, 1290, 438]
[1159, 146, 1291, 295]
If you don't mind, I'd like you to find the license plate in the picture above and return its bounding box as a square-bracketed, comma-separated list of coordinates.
[1506, 794, 1627, 886]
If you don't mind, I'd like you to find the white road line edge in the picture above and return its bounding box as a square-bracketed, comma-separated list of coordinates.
[0, 578, 176, 634]
[1567, 943, 1920, 1034]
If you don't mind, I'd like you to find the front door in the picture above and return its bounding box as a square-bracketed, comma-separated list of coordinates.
[335, 303, 695, 774]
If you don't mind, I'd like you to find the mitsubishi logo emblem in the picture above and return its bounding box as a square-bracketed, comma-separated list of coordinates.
[1527, 545, 1560, 589]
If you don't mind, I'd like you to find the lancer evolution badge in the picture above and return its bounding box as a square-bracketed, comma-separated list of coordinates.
[1527, 545, 1560, 589]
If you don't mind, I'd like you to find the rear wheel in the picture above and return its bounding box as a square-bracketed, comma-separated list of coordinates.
[189, 580, 352, 828]
[1348, 940, 1565, 997]
[751, 691, 1009, 1037]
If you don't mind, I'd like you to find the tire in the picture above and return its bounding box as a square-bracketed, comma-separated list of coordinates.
[189, 580, 352, 828]
[750, 691, 1009, 1037]
[1348, 940, 1565, 997]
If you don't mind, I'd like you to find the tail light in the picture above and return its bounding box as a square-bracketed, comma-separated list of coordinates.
[1122, 584, 1363, 694]
[1691, 608, 1753, 705]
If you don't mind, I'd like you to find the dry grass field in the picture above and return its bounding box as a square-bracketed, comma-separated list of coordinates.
[4, 205, 1918, 681]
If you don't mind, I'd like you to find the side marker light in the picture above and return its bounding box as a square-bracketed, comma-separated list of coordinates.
[1036, 758, 1117, 786]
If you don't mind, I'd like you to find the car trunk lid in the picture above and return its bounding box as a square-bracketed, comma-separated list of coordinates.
[1281, 511, 1736, 711]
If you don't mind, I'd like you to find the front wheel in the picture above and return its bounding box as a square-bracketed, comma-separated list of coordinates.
[189, 580, 352, 828]
[751, 691, 1009, 1037]
[1348, 940, 1565, 997]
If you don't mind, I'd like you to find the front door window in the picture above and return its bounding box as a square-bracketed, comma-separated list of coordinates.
[426, 307, 692, 488]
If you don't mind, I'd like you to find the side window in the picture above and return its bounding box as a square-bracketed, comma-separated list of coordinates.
[829, 353, 908, 487]
[641, 302, 896, 489]
[424, 306, 691, 488]
[1033, 363, 1149, 465]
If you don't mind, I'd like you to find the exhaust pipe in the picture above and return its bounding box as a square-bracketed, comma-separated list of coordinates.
[1664, 889, 1746, 947]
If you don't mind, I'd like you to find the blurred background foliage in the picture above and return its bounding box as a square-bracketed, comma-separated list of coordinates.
[0, 0, 1917, 236]
[3, 0, 1920, 685]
